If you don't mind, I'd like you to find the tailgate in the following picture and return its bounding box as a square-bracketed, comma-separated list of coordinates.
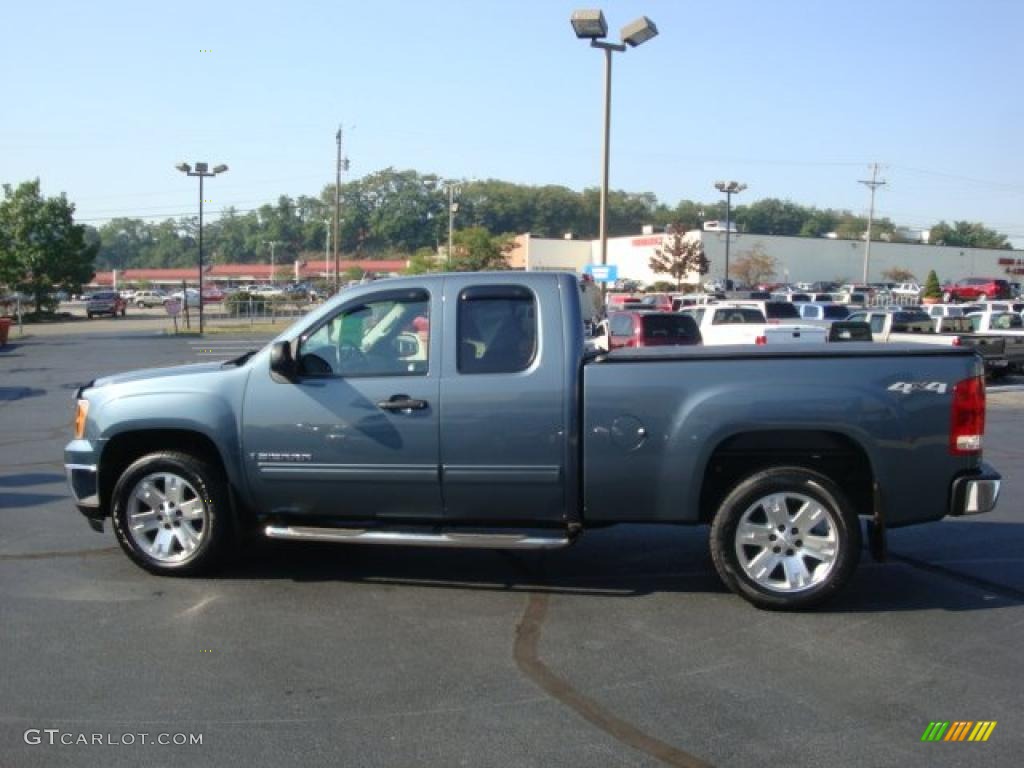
[764, 324, 827, 343]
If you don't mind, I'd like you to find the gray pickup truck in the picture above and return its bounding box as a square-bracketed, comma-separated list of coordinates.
[65, 272, 1002, 609]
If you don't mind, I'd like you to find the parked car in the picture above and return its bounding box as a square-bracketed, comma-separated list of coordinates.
[64, 271, 1002, 610]
[964, 312, 1024, 372]
[637, 293, 673, 312]
[133, 290, 167, 308]
[682, 304, 827, 345]
[923, 304, 966, 319]
[942, 277, 1012, 302]
[891, 282, 922, 300]
[604, 310, 702, 350]
[169, 289, 200, 308]
[847, 310, 1008, 377]
[606, 293, 644, 311]
[799, 303, 851, 324]
[86, 291, 127, 319]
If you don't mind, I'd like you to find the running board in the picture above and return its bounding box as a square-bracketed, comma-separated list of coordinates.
[263, 525, 574, 550]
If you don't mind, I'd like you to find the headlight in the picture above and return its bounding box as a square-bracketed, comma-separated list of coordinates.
[74, 399, 89, 439]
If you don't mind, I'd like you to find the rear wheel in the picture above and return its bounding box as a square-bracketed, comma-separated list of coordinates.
[111, 451, 233, 576]
[709, 467, 861, 610]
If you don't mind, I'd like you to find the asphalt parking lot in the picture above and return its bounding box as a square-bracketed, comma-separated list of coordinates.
[2, 327, 1023, 767]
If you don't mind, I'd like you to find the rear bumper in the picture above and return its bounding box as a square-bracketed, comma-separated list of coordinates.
[949, 462, 1001, 517]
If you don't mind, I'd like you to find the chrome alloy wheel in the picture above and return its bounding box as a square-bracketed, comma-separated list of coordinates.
[126, 472, 208, 563]
[733, 491, 838, 593]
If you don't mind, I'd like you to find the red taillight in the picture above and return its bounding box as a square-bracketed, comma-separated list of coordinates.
[755, 335, 767, 345]
[950, 376, 985, 455]
[952, 337, 961, 346]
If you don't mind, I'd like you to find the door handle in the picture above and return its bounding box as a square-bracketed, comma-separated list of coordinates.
[377, 395, 428, 412]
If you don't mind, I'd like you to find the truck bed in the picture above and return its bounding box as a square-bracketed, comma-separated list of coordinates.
[582, 343, 980, 528]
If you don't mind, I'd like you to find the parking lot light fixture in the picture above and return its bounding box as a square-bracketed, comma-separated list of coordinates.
[570, 8, 658, 294]
[176, 161, 229, 333]
[714, 180, 747, 291]
[571, 9, 608, 39]
[621, 16, 658, 47]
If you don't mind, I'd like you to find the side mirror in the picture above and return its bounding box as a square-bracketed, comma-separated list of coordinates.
[269, 341, 296, 381]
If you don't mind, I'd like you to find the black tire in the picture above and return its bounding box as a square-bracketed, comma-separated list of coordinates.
[709, 467, 861, 610]
[111, 451, 233, 576]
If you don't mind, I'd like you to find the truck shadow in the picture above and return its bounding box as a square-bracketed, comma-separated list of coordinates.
[227, 522, 1024, 614]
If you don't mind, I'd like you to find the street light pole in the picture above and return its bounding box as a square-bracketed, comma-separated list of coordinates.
[714, 180, 747, 291]
[571, 9, 658, 293]
[264, 240, 279, 283]
[175, 162, 228, 334]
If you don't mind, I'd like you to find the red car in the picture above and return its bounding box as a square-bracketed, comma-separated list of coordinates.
[606, 310, 702, 350]
[942, 277, 1011, 302]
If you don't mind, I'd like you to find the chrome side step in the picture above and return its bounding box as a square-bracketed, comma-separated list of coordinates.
[264, 525, 573, 550]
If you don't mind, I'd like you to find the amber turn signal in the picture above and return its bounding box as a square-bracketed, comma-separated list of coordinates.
[74, 400, 89, 439]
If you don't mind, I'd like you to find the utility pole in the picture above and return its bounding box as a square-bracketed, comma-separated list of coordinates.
[859, 163, 887, 284]
[334, 127, 350, 294]
[445, 182, 461, 270]
[264, 240, 280, 283]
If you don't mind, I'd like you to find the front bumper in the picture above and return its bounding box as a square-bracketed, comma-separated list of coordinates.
[64, 438, 105, 532]
[949, 462, 1001, 517]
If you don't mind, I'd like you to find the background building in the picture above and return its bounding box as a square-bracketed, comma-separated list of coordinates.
[510, 231, 1024, 287]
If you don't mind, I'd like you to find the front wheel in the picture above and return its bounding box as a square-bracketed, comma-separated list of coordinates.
[709, 467, 861, 610]
[111, 451, 233, 576]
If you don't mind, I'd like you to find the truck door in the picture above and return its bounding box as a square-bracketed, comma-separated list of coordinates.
[439, 278, 569, 524]
[241, 286, 442, 520]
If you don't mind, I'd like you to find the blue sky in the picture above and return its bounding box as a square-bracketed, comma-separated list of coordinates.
[3, 0, 1023, 243]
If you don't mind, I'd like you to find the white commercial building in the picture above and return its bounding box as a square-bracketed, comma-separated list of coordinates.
[509, 231, 1024, 287]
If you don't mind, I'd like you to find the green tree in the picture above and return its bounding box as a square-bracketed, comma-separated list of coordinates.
[649, 224, 708, 290]
[450, 227, 512, 271]
[405, 248, 442, 275]
[922, 270, 942, 299]
[928, 220, 1010, 249]
[0, 180, 97, 313]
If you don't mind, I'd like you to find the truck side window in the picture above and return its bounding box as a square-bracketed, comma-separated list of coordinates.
[457, 286, 537, 374]
[298, 290, 430, 377]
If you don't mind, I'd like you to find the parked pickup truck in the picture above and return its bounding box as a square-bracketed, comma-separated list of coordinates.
[65, 272, 1002, 610]
[965, 312, 1024, 372]
[848, 309, 1009, 378]
[681, 304, 827, 345]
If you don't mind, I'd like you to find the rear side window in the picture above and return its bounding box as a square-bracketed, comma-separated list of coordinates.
[764, 302, 800, 320]
[822, 306, 850, 319]
[642, 314, 700, 341]
[458, 286, 537, 374]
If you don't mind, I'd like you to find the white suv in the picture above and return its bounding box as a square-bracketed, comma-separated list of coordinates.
[134, 290, 167, 308]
